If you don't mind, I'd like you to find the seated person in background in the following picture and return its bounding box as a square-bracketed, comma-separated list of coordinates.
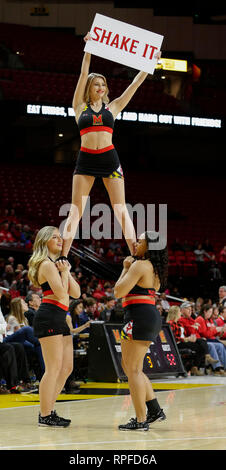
[167, 305, 206, 376]
[66, 311, 90, 335]
[211, 305, 220, 326]
[79, 297, 97, 333]
[155, 300, 166, 321]
[216, 306, 226, 339]
[65, 300, 91, 393]
[67, 299, 90, 337]
[196, 303, 226, 341]
[195, 303, 226, 376]
[0, 293, 34, 393]
[160, 293, 170, 313]
[179, 301, 225, 375]
[99, 296, 116, 322]
[219, 286, 226, 308]
[25, 292, 42, 326]
[4, 297, 45, 378]
[6, 297, 30, 333]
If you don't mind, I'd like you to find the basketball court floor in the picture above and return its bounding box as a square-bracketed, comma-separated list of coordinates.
[0, 375, 226, 451]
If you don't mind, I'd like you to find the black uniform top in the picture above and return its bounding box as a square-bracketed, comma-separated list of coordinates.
[78, 103, 114, 136]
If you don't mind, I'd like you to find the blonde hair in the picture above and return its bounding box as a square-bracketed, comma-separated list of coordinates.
[84, 73, 109, 105]
[28, 226, 57, 287]
[9, 297, 28, 326]
[166, 305, 181, 323]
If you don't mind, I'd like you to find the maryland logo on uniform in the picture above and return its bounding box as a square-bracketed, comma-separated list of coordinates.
[93, 115, 103, 126]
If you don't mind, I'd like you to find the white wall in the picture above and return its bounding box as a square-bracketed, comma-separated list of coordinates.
[1, 1, 226, 59]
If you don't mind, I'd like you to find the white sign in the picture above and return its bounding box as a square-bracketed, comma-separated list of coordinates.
[84, 13, 164, 75]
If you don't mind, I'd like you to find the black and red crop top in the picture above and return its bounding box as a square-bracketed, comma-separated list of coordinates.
[78, 103, 114, 136]
[122, 285, 156, 308]
[41, 281, 54, 297]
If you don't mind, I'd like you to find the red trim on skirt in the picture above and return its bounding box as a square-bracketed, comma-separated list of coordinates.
[80, 144, 114, 154]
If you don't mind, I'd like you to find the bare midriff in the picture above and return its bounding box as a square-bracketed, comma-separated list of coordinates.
[81, 131, 113, 151]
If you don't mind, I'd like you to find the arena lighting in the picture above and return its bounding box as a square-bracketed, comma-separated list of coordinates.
[155, 58, 188, 73]
[26, 104, 222, 129]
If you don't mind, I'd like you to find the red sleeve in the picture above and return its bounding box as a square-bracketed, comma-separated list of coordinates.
[216, 317, 224, 327]
[179, 317, 195, 336]
[196, 316, 218, 339]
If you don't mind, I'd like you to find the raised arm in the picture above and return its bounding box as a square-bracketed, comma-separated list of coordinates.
[68, 272, 81, 299]
[72, 52, 91, 111]
[109, 51, 161, 118]
[72, 32, 92, 112]
[109, 71, 148, 118]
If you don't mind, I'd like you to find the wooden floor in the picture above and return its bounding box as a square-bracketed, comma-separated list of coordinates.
[0, 377, 226, 451]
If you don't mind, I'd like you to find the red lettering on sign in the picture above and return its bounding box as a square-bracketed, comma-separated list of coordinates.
[100, 29, 113, 45]
[129, 39, 139, 54]
[142, 43, 158, 60]
[93, 26, 102, 42]
[91, 27, 158, 61]
[149, 45, 158, 60]
[110, 33, 119, 48]
[142, 43, 149, 58]
[119, 36, 131, 51]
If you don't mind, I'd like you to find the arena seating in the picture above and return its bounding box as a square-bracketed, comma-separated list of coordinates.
[0, 66, 182, 113]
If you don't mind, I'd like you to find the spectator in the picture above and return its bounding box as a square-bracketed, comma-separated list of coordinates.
[18, 270, 30, 296]
[68, 299, 84, 331]
[208, 259, 222, 281]
[194, 297, 204, 318]
[25, 292, 42, 326]
[1, 264, 14, 289]
[0, 222, 15, 245]
[219, 286, 226, 307]
[160, 293, 170, 313]
[179, 301, 224, 375]
[211, 306, 220, 326]
[196, 304, 226, 376]
[156, 300, 164, 318]
[20, 224, 32, 248]
[194, 243, 212, 277]
[219, 245, 226, 264]
[0, 290, 32, 393]
[7, 256, 15, 267]
[104, 282, 114, 297]
[167, 305, 205, 375]
[92, 282, 105, 300]
[99, 296, 116, 321]
[65, 300, 90, 393]
[6, 297, 29, 333]
[79, 297, 97, 332]
[4, 297, 45, 378]
[216, 305, 226, 340]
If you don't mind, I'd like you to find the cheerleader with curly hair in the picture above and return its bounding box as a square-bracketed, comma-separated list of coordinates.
[114, 231, 168, 431]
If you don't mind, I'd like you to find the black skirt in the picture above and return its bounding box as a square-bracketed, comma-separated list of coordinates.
[121, 304, 162, 342]
[74, 145, 122, 178]
[33, 303, 70, 339]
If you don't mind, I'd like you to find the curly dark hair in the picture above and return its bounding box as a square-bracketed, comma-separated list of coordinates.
[144, 231, 168, 291]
